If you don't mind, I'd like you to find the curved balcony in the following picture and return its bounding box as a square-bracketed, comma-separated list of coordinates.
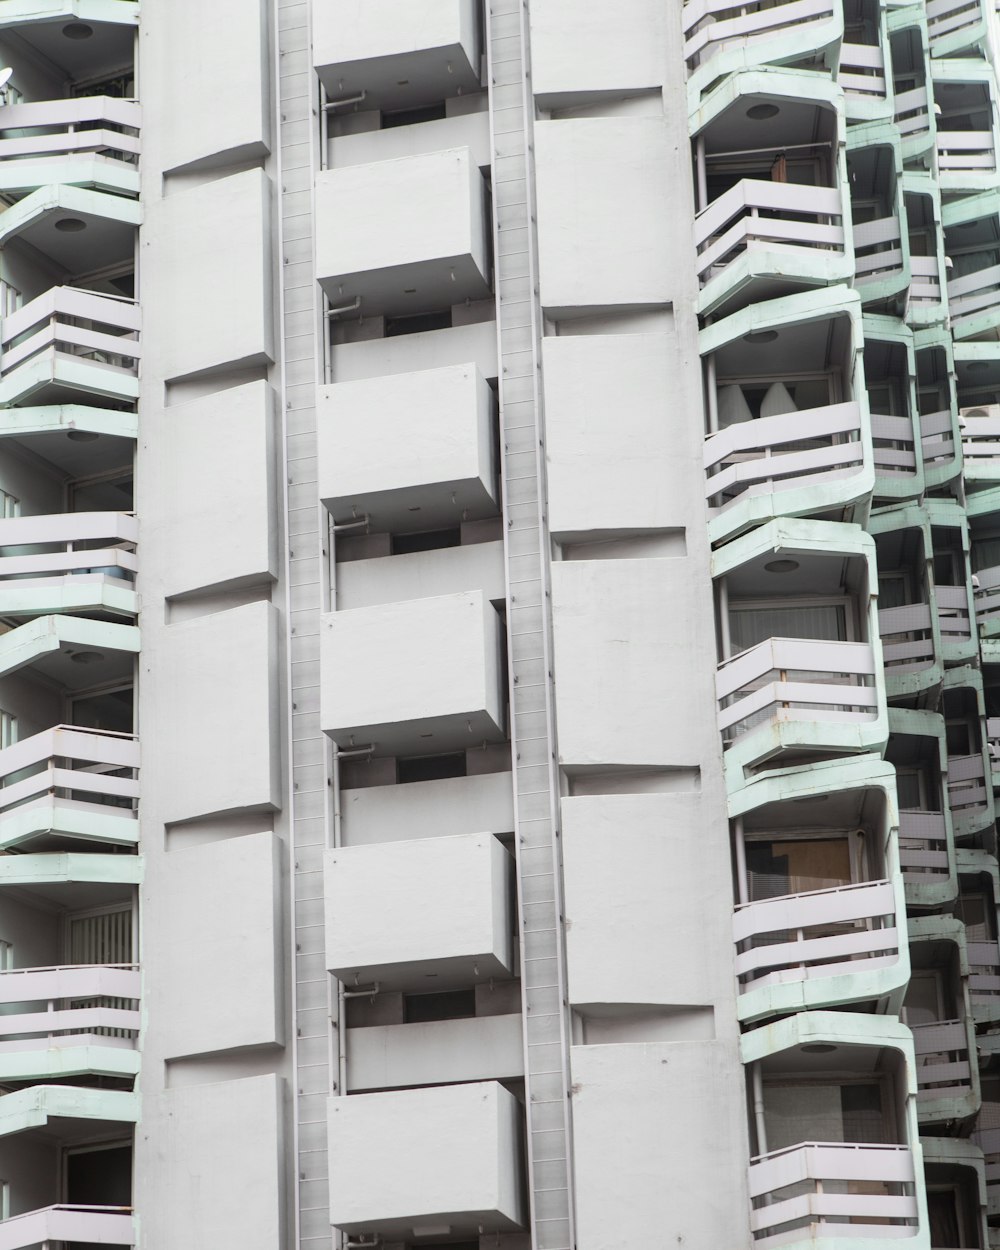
[854, 214, 906, 300]
[749, 1142, 921, 1249]
[840, 41, 889, 122]
[871, 412, 921, 496]
[694, 181, 848, 317]
[948, 751, 992, 836]
[0, 97, 139, 199]
[908, 255, 945, 319]
[703, 402, 868, 544]
[937, 584, 977, 661]
[895, 86, 935, 160]
[879, 601, 939, 696]
[937, 129, 997, 185]
[961, 406, 1000, 483]
[0, 511, 136, 618]
[900, 810, 955, 902]
[949, 262, 1000, 341]
[912, 1018, 978, 1123]
[0, 725, 138, 851]
[733, 879, 905, 1023]
[0, 1204, 133, 1250]
[920, 407, 960, 485]
[0, 287, 139, 409]
[682, 0, 840, 84]
[927, 0, 992, 57]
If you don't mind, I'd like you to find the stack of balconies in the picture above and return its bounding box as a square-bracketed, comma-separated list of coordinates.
[0, 4, 140, 1244]
[311, 5, 531, 1244]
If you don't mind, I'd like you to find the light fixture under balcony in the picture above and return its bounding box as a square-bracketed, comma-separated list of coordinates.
[54, 218, 87, 234]
[743, 330, 778, 345]
[746, 103, 779, 121]
[764, 559, 800, 574]
[67, 429, 100, 442]
[62, 21, 94, 39]
[969, 361, 990, 373]
[69, 650, 104, 665]
[801, 1043, 838, 1054]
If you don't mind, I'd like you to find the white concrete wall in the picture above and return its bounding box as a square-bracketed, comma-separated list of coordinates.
[314, 0, 478, 71]
[142, 1075, 284, 1250]
[529, 0, 666, 101]
[149, 832, 282, 1058]
[154, 602, 281, 825]
[145, 0, 271, 173]
[347, 1012, 523, 1091]
[341, 770, 515, 845]
[535, 118, 672, 312]
[336, 540, 505, 611]
[152, 380, 278, 598]
[142, 169, 275, 381]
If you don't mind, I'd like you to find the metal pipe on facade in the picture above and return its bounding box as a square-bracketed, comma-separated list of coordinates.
[752, 1062, 768, 1157]
[695, 134, 707, 213]
[734, 816, 749, 906]
[706, 353, 719, 435]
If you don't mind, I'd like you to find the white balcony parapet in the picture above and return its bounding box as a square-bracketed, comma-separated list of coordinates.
[968, 940, 1000, 1015]
[937, 130, 997, 177]
[748, 1142, 920, 1247]
[733, 879, 900, 997]
[0, 1204, 133, 1250]
[871, 413, 919, 483]
[0, 511, 136, 616]
[920, 408, 957, 470]
[927, 0, 990, 52]
[0, 287, 139, 406]
[683, 0, 837, 72]
[0, 1084, 138, 1140]
[717, 636, 878, 745]
[694, 180, 845, 297]
[704, 401, 864, 521]
[909, 255, 944, 308]
[0, 97, 139, 197]
[948, 752, 990, 827]
[840, 42, 888, 104]
[899, 810, 951, 884]
[895, 86, 933, 143]
[911, 1018, 974, 1103]
[854, 216, 904, 291]
[936, 584, 974, 647]
[878, 601, 935, 674]
[960, 406, 1000, 473]
[948, 262, 1000, 337]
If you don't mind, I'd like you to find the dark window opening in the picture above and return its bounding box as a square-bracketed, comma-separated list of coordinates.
[391, 527, 461, 555]
[397, 752, 467, 784]
[384, 309, 452, 338]
[404, 988, 476, 1023]
[382, 101, 448, 129]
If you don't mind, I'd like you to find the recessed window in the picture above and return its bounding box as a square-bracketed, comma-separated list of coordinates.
[391, 528, 461, 556]
[403, 988, 476, 1023]
[397, 753, 467, 784]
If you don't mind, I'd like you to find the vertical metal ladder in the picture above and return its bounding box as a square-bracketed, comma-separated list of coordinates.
[485, 3, 575, 1247]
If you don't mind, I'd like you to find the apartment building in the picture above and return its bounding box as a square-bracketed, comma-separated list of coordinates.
[0, 0, 998, 1248]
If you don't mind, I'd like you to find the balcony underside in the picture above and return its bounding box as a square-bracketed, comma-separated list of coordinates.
[0, 1085, 138, 1142]
[0, 154, 138, 200]
[0, 614, 138, 686]
[0, 183, 139, 271]
[0, 352, 139, 410]
[0, 1039, 139, 1084]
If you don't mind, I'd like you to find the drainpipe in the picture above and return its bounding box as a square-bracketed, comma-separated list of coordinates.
[706, 353, 719, 435]
[696, 134, 707, 213]
[752, 1061, 768, 1157]
[734, 817, 748, 906]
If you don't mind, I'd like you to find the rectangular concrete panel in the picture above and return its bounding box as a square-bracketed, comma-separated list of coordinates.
[529, 0, 665, 101]
[318, 363, 497, 531]
[320, 589, 505, 754]
[154, 0, 271, 173]
[143, 168, 275, 381]
[156, 380, 277, 598]
[551, 559, 705, 767]
[325, 831, 513, 988]
[535, 118, 671, 312]
[158, 601, 281, 824]
[328, 1080, 526, 1236]
[315, 147, 491, 315]
[153, 832, 282, 1058]
[144, 1075, 284, 1250]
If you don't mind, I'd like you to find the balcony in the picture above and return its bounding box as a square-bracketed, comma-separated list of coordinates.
[878, 601, 937, 688]
[325, 832, 513, 990]
[0, 725, 138, 852]
[748, 1143, 921, 1248]
[871, 412, 920, 495]
[912, 1018, 977, 1120]
[0, 1205, 133, 1250]
[937, 584, 977, 661]
[0, 511, 136, 619]
[949, 262, 1000, 342]
[703, 401, 867, 543]
[938, 129, 997, 182]
[733, 879, 904, 1023]
[895, 85, 934, 158]
[920, 407, 959, 483]
[908, 255, 945, 316]
[315, 147, 491, 317]
[0, 97, 139, 199]
[312, 0, 481, 112]
[340, 770, 514, 846]
[927, 0, 992, 56]
[346, 1013, 524, 1092]
[0, 287, 139, 409]
[962, 405, 1000, 483]
[694, 181, 848, 317]
[934, 73, 998, 192]
[899, 810, 955, 899]
[682, 0, 840, 83]
[321, 589, 505, 756]
[328, 1081, 526, 1238]
[318, 363, 497, 533]
[948, 752, 991, 836]
[853, 214, 906, 301]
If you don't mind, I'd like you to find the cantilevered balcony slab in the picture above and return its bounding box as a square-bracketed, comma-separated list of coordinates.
[0, 726, 138, 852]
[0, 287, 139, 409]
[321, 590, 504, 755]
[318, 363, 497, 532]
[0, 1084, 138, 1142]
[0, 97, 140, 199]
[312, 0, 480, 111]
[0, 511, 136, 619]
[325, 832, 513, 990]
[315, 147, 490, 317]
[0, 1205, 133, 1250]
[328, 1081, 526, 1238]
[346, 1014, 523, 1093]
[840, 34, 892, 125]
[0, 183, 139, 275]
[0, 615, 138, 688]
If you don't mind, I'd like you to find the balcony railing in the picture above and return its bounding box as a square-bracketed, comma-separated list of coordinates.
[683, 0, 837, 71]
[748, 1142, 919, 1247]
[895, 86, 933, 145]
[921, 409, 957, 473]
[968, 939, 1000, 1017]
[0, 963, 139, 1050]
[733, 879, 899, 999]
[717, 637, 879, 746]
[871, 413, 919, 485]
[0, 287, 140, 400]
[974, 1125, 1000, 1205]
[704, 401, 864, 521]
[908, 255, 944, 308]
[911, 1018, 975, 1104]
[927, 0, 989, 50]
[694, 181, 845, 296]
[937, 130, 997, 177]
[878, 601, 935, 674]
[961, 407, 1000, 472]
[0, 96, 139, 193]
[948, 751, 990, 824]
[936, 584, 975, 649]
[840, 43, 888, 105]
[0, 1205, 133, 1250]
[0, 725, 138, 848]
[948, 262, 1000, 336]
[899, 810, 951, 886]
[0, 511, 136, 601]
[853, 216, 904, 291]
